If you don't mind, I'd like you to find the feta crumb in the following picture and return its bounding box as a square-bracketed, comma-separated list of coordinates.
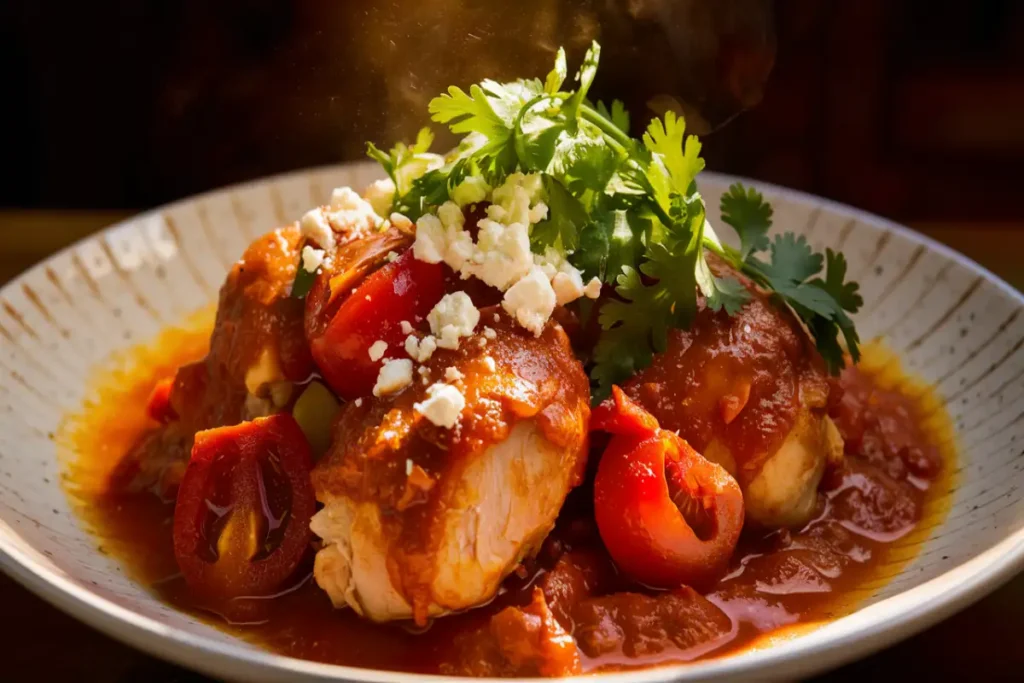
[444, 366, 464, 382]
[405, 458, 414, 476]
[488, 172, 546, 226]
[368, 340, 388, 362]
[412, 213, 445, 264]
[385, 250, 399, 263]
[502, 266, 557, 336]
[452, 175, 491, 206]
[427, 292, 480, 350]
[482, 327, 497, 340]
[551, 269, 586, 306]
[372, 358, 413, 397]
[414, 382, 466, 428]
[354, 398, 363, 407]
[584, 277, 603, 299]
[405, 334, 438, 363]
[418, 365, 431, 378]
[363, 178, 396, 217]
[482, 356, 496, 372]
[300, 208, 335, 251]
[301, 245, 326, 274]
[463, 219, 533, 290]
[494, 313, 501, 323]
[400, 320, 413, 335]
[390, 212, 414, 231]
[327, 186, 381, 235]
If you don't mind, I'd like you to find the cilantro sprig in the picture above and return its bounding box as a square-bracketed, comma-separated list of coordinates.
[367, 42, 862, 398]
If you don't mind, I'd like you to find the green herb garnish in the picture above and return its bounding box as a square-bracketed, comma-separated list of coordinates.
[370, 42, 862, 397]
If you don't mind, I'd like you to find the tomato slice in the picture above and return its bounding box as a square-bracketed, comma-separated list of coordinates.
[592, 387, 744, 589]
[146, 377, 177, 424]
[172, 414, 315, 602]
[307, 249, 445, 400]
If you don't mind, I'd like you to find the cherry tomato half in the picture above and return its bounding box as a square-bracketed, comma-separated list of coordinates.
[146, 377, 177, 424]
[592, 387, 744, 589]
[172, 414, 315, 601]
[307, 249, 445, 400]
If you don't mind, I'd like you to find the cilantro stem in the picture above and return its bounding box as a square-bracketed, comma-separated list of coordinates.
[580, 105, 633, 153]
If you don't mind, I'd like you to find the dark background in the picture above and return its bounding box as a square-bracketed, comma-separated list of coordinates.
[1, 0, 1023, 681]
[2, 0, 1023, 223]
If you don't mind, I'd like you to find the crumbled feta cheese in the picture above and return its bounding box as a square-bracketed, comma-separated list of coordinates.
[390, 212, 414, 231]
[368, 340, 388, 362]
[427, 292, 480, 350]
[463, 219, 533, 290]
[584, 277, 603, 299]
[300, 207, 336, 251]
[354, 398, 363, 407]
[493, 313, 501, 323]
[400, 320, 413, 335]
[363, 178, 396, 217]
[418, 365, 431, 378]
[385, 250, 399, 263]
[452, 175, 491, 206]
[405, 334, 438, 363]
[444, 366, 464, 382]
[372, 358, 413, 397]
[482, 327, 497, 340]
[405, 458, 414, 476]
[502, 266, 557, 336]
[482, 356, 496, 372]
[487, 173, 546, 226]
[414, 382, 466, 428]
[301, 245, 326, 274]
[327, 187, 381, 235]
[551, 269, 586, 306]
[412, 213, 446, 264]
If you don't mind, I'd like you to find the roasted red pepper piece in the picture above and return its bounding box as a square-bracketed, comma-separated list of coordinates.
[172, 414, 315, 601]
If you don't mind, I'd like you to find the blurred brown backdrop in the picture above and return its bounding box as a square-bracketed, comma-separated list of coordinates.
[2, 0, 1022, 222]
[1, 1, 1023, 681]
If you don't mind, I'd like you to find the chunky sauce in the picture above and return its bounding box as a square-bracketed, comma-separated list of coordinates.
[59, 320, 956, 675]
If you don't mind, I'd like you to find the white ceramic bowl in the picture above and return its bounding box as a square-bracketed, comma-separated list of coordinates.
[1, 163, 1022, 682]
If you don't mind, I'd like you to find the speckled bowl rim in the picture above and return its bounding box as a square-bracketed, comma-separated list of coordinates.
[1, 166, 1022, 682]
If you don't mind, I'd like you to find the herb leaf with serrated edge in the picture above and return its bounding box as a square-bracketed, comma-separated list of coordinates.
[365, 41, 863, 399]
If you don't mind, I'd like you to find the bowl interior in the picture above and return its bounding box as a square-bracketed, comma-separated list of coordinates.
[0, 163, 1022, 681]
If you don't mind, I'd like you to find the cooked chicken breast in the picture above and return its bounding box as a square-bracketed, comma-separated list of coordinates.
[310, 311, 590, 624]
[625, 260, 843, 528]
[121, 219, 408, 497]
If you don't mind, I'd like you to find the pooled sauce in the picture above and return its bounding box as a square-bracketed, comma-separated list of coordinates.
[59, 320, 957, 675]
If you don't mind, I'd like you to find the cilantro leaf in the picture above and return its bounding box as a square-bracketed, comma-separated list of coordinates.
[544, 47, 567, 94]
[564, 41, 600, 123]
[429, 84, 509, 141]
[532, 176, 587, 251]
[720, 183, 773, 260]
[642, 111, 705, 211]
[575, 208, 646, 285]
[757, 233, 823, 285]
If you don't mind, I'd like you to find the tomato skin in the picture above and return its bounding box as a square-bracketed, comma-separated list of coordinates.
[146, 377, 177, 424]
[308, 249, 445, 400]
[172, 414, 315, 601]
[592, 387, 744, 589]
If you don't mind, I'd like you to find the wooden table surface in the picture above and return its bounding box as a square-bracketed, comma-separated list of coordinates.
[1, 211, 1022, 682]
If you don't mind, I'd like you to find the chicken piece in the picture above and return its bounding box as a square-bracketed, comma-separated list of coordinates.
[310, 310, 591, 624]
[625, 260, 843, 528]
[121, 220, 409, 497]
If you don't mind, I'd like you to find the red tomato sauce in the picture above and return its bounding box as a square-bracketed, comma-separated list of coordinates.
[58, 321, 956, 675]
